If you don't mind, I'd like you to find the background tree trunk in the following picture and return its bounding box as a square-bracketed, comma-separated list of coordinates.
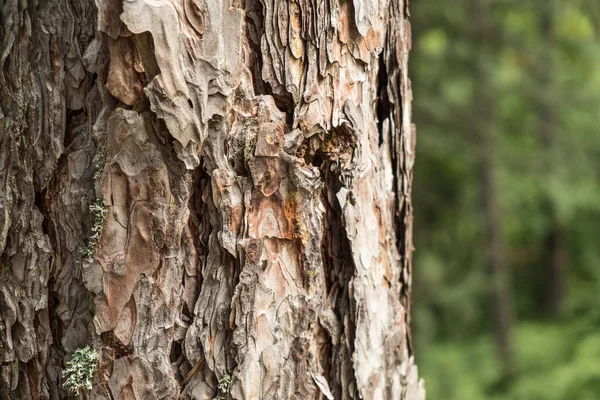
[0, 0, 423, 399]
[473, 0, 514, 382]
[538, 1, 565, 319]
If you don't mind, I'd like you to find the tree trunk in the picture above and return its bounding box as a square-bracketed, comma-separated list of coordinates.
[473, 0, 514, 382]
[0, 0, 424, 399]
[539, 1, 565, 319]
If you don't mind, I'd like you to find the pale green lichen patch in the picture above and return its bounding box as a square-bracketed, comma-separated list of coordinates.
[62, 346, 98, 395]
[214, 374, 232, 400]
[80, 200, 106, 263]
[93, 146, 107, 181]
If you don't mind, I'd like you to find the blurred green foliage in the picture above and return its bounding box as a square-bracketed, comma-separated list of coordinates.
[420, 323, 600, 400]
[411, 0, 600, 398]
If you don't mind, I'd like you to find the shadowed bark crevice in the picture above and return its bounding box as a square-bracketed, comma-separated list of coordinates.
[377, 53, 392, 147]
[320, 167, 359, 399]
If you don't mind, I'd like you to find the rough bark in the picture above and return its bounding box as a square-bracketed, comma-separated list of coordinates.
[0, 0, 423, 399]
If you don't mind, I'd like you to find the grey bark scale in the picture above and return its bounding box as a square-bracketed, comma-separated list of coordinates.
[0, 0, 424, 399]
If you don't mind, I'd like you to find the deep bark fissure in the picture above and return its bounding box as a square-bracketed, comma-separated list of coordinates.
[320, 168, 359, 399]
[382, 10, 415, 351]
[377, 53, 391, 147]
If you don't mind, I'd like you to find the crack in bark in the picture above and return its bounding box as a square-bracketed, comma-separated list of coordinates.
[320, 167, 359, 399]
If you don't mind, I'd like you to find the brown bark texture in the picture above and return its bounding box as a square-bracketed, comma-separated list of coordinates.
[0, 0, 423, 398]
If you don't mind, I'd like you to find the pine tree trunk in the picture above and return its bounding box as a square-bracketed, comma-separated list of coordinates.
[0, 0, 424, 399]
[539, 1, 565, 319]
[472, 0, 513, 381]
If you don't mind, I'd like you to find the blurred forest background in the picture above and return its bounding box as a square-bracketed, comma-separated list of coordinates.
[410, 0, 600, 399]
